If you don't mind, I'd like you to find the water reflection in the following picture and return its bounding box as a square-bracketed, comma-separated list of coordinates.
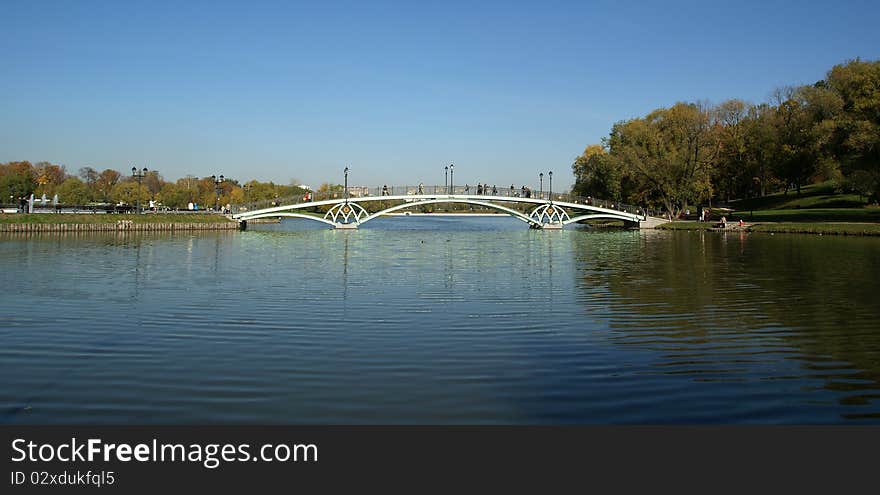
[571, 230, 880, 421]
[1, 221, 879, 423]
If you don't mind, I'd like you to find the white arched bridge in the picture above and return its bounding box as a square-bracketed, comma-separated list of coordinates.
[232, 187, 664, 230]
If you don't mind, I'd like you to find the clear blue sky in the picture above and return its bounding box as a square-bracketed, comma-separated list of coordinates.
[2, 0, 878, 189]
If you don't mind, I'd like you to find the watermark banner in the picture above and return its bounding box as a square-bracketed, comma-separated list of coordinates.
[2, 426, 877, 492]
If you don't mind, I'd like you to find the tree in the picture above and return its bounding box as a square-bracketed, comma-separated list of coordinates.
[826, 59, 880, 201]
[771, 84, 842, 195]
[0, 161, 36, 203]
[158, 182, 184, 209]
[712, 99, 749, 201]
[572, 144, 622, 200]
[78, 166, 99, 202]
[110, 180, 151, 206]
[96, 169, 121, 201]
[33, 162, 67, 197]
[144, 170, 164, 196]
[78, 166, 98, 185]
[175, 176, 200, 205]
[607, 102, 715, 218]
[740, 104, 779, 197]
[56, 177, 89, 205]
[317, 183, 345, 199]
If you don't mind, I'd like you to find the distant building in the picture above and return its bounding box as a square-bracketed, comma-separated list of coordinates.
[348, 186, 371, 197]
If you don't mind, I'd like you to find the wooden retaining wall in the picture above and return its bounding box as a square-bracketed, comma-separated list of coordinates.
[0, 221, 240, 232]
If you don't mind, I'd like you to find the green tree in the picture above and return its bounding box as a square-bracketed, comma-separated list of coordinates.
[826, 59, 880, 201]
[158, 182, 186, 209]
[771, 85, 842, 195]
[712, 99, 749, 201]
[572, 144, 622, 200]
[56, 177, 90, 205]
[607, 102, 715, 218]
[111, 180, 151, 206]
[0, 161, 36, 203]
[740, 103, 780, 197]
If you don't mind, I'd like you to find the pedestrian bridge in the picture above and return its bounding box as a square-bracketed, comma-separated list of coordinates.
[233, 189, 661, 230]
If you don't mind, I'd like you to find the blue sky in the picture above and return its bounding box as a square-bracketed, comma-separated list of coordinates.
[2, 0, 878, 189]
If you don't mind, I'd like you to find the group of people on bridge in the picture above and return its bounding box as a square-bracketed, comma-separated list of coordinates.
[379, 183, 534, 197]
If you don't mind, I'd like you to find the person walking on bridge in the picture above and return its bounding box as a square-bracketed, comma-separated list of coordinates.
[492, 185, 497, 195]
[382, 184, 388, 196]
[418, 183, 424, 194]
[464, 184, 470, 194]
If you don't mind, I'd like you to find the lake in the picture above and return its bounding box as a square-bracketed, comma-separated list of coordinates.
[1, 216, 879, 423]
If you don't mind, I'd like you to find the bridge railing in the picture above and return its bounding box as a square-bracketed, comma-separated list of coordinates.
[232, 185, 647, 218]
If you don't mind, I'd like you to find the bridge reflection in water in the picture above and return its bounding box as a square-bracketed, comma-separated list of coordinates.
[233, 187, 664, 230]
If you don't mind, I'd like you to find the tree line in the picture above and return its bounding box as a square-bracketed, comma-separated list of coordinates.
[571, 59, 880, 218]
[0, 162, 309, 210]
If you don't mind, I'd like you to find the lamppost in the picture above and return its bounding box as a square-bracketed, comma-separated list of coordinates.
[344, 166, 349, 201]
[211, 174, 224, 211]
[449, 163, 454, 194]
[444, 165, 448, 194]
[539, 172, 544, 200]
[131, 166, 147, 213]
[548, 171, 553, 202]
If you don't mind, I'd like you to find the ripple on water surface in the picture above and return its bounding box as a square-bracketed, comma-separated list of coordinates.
[1, 220, 879, 423]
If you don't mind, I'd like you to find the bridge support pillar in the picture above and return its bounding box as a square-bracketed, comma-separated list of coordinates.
[335, 223, 358, 230]
[637, 217, 667, 229]
[238, 220, 247, 231]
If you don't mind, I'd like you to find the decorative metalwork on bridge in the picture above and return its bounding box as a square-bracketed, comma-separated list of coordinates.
[324, 201, 368, 225]
[529, 203, 570, 225]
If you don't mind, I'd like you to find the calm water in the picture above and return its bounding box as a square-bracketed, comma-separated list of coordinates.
[1, 217, 879, 424]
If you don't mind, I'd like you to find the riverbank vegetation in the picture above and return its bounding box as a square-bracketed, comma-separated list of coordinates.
[572, 59, 880, 221]
[658, 221, 880, 236]
[0, 213, 233, 224]
[0, 162, 310, 210]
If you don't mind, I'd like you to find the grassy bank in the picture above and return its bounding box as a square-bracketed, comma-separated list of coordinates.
[658, 221, 880, 236]
[728, 181, 871, 210]
[0, 213, 233, 224]
[721, 207, 880, 223]
[748, 222, 880, 235]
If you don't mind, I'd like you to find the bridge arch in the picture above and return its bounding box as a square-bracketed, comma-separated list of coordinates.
[563, 213, 641, 225]
[359, 198, 543, 227]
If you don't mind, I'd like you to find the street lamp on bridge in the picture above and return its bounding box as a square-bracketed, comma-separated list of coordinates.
[449, 163, 454, 194]
[548, 171, 553, 202]
[539, 172, 544, 200]
[344, 166, 350, 201]
[131, 166, 148, 213]
[444, 165, 448, 194]
[211, 174, 225, 211]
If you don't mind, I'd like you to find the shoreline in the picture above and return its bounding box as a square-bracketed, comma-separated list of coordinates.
[0, 221, 239, 232]
[657, 221, 880, 236]
[0, 213, 239, 232]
